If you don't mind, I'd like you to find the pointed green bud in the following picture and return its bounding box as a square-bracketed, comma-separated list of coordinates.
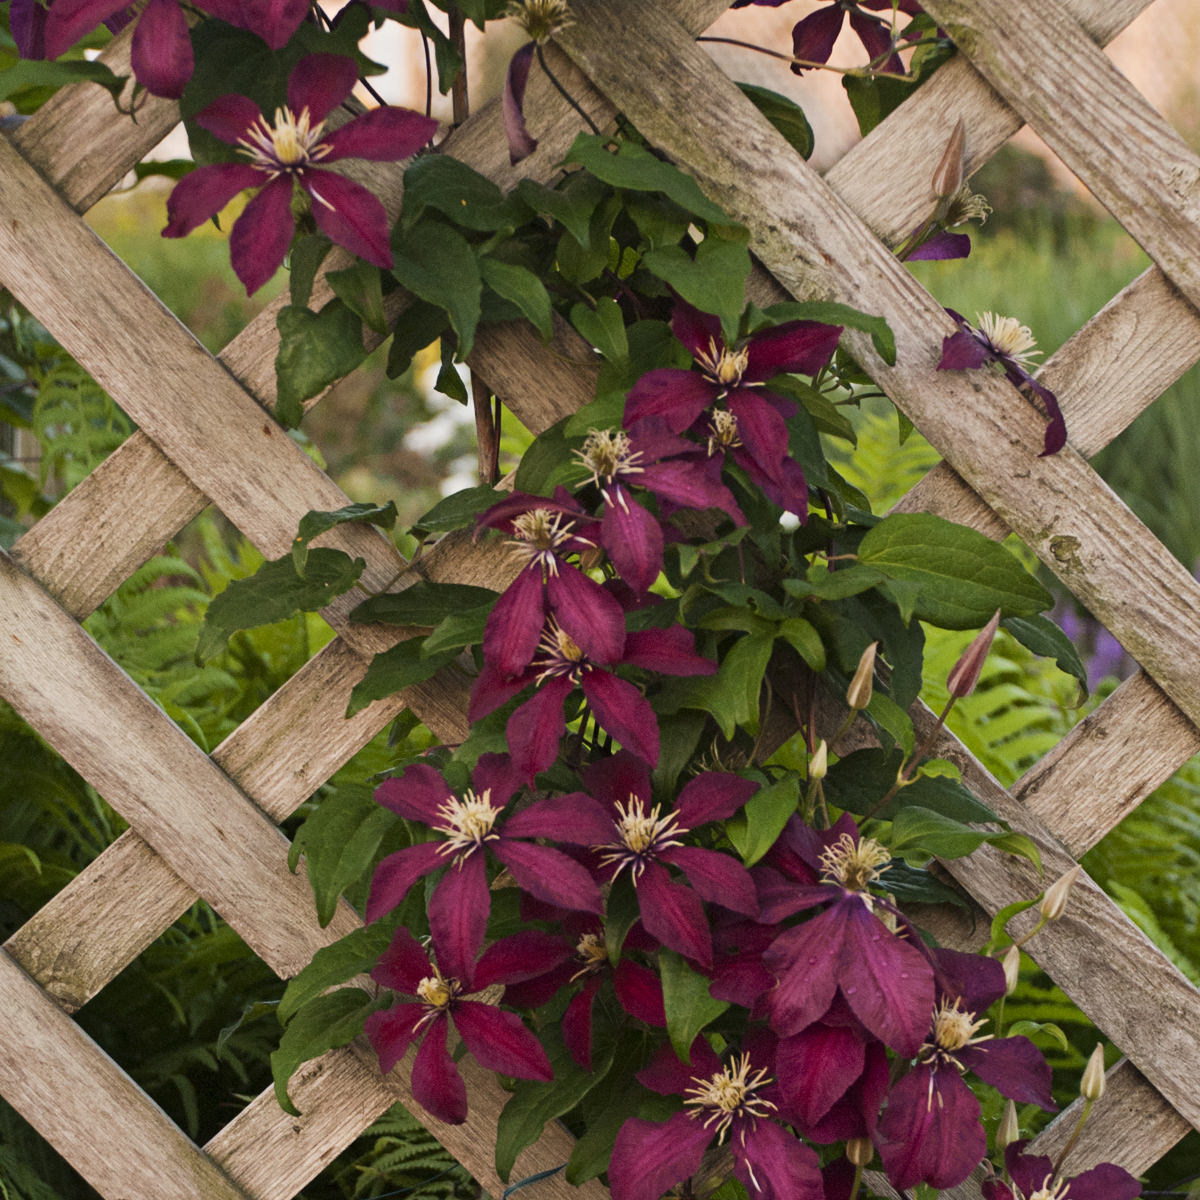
[932, 117, 966, 200]
[1002, 944, 1020, 995]
[997, 1099, 1020, 1149]
[809, 738, 828, 782]
[1081, 1042, 1106, 1101]
[846, 642, 878, 711]
[947, 609, 1000, 698]
[1040, 864, 1082, 923]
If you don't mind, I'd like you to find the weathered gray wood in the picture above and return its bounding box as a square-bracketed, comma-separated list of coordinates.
[0, 948, 251, 1198]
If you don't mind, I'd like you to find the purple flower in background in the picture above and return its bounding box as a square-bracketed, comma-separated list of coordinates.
[365, 753, 602, 979]
[41, 0, 311, 98]
[789, 0, 925, 76]
[609, 1037, 825, 1200]
[938, 309, 1066, 455]
[9, 0, 50, 58]
[163, 54, 438, 293]
[981, 1141, 1141, 1200]
[365, 925, 558, 1125]
[877, 947, 1055, 1191]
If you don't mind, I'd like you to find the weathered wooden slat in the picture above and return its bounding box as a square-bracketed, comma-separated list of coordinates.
[0, 948, 250, 1198]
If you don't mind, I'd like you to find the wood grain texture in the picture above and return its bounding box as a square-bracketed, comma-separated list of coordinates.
[0, 948, 250, 1198]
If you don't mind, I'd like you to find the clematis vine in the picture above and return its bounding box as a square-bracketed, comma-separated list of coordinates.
[981, 1141, 1141, 1200]
[162, 54, 438, 293]
[502, 0, 574, 164]
[786, 0, 926, 76]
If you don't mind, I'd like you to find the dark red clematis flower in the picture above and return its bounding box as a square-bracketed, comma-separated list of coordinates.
[876, 947, 1056, 1191]
[789, 0, 925, 76]
[981, 1141, 1141, 1200]
[609, 1037, 825, 1200]
[938, 309, 1066, 455]
[623, 301, 841, 521]
[364, 753, 602, 981]
[42, 0, 311, 98]
[365, 925, 559, 1125]
[757, 812, 935, 1055]
[163, 54, 438, 293]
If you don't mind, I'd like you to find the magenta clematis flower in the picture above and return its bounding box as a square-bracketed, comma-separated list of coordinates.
[789, 0, 925, 76]
[470, 619, 717, 781]
[42, 0, 311, 98]
[938, 309, 1066, 455]
[365, 753, 602, 981]
[609, 1037, 825, 1200]
[877, 947, 1056, 1190]
[623, 301, 841, 520]
[365, 925, 558, 1125]
[162, 54, 438, 294]
[528, 752, 760, 967]
[9, 0, 50, 58]
[475, 489, 625, 678]
[757, 812, 935, 1055]
[981, 1141, 1141, 1200]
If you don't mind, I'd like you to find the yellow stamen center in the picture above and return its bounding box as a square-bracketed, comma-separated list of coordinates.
[594, 797, 686, 881]
[976, 312, 1040, 366]
[571, 932, 609, 980]
[576, 429, 643, 487]
[930, 999, 989, 1053]
[683, 1053, 776, 1143]
[434, 788, 501, 856]
[237, 106, 331, 174]
[818, 832, 891, 893]
[707, 409, 741, 454]
[416, 970, 459, 1013]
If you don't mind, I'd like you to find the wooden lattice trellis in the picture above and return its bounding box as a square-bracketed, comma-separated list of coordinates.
[1, 0, 1198, 1195]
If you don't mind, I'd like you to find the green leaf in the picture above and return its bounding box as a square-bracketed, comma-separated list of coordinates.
[659, 631, 774, 739]
[564, 134, 731, 224]
[775, 617, 826, 670]
[411, 484, 505, 535]
[761, 300, 894, 365]
[402, 153, 513, 231]
[288, 235, 333, 309]
[292, 501, 397, 574]
[1007, 1020, 1070, 1053]
[351, 581, 497, 626]
[866, 689, 914, 757]
[390, 220, 482, 358]
[1003, 613, 1089, 701]
[346, 639, 459, 716]
[274, 299, 368, 428]
[480, 259, 554, 341]
[422, 605, 493, 656]
[271, 988, 378, 1115]
[726, 775, 799, 866]
[567, 1040, 651, 1184]
[884, 859, 971, 909]
[386, 299, 450, 379]
[198, 549, 365, 661]
[989, 897, 1040, 948]
[0, 58, 125, 102]
[326, 261, 388, 335]
[516, 174, 607, 246]
[641, 235, 751, 344]
[290, 785, 395, 926]
[398, 0, 462, 92]
[660, 949, 729, 1062]
[785, 563, 886, 601]
[604, 874, 641, 966]
[987, 831, 1042, 873]
[569, 297, 629, 364]
[737, 83, 814, 158]
[889, 806, 993, 863]
[513, 415, 581, 495]
[279, 925, 395, 1024]
[857, 513, 1052, 629]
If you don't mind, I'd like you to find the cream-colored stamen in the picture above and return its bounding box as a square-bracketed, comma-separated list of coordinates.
[818, 831, 891, 893]
[707, 409, 741, 455]
[570, 932, 609, 981]
[505, 0, 573, 42]
[416, 970, 460, 1021]
[594, 797, 685, 881]
[683, 1053, 776, 1143]
[696, 337, 750, 388]
[434, 788, 501, 856]
[237, 106, 331, 174]
[575, 429, 643, 488]
[976, 312, 1039, 366]
[930, 999, 989, 1053]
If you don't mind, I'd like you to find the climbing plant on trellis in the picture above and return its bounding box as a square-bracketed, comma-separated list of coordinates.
[2, 0, 1200, 1197]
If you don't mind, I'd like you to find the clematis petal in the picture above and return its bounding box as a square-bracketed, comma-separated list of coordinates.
[364, 1002, 425, 1075]
[624, 368, 719, 432]
[472, 752, 525, 807]
[743, 319, 842, 382]
[545, 566, 627, 666]
[323, 105, 440, 162]
[675, 771, 758, 826]
[790, 5, 844, 72]
[207, 0, 311, 50]
[670, 301, 724, 362]
[428, 850, 490, 985]
[288, 53, 357, 124]
[42, 0, 131, 58]
[958, 1036, 1056, 1110]
[453, 1001, 552, 1080]
[622, 626, 717, 677]
[726, 389, 791, 478]
[412, 1016, 467, 1124]
[614, 960, 667, 1026]
[608, 1112, 711, 1200]
[483, 565, 545, 678]
[733, 1120, 825, 1200]
[129, 0, 192, 98]
[1026, 374, 1068, 456]
[371, 926, 434, 994]
[162, 163, 264, 239]
[11, 0, 49, 58]
[503, 41, 539, 164]
[661, 845, 759, 916]
[365, 841, 446, 924]
[640, 454, 746, 524]
[581, 669, 659, 767]
[507, 674, 573, 782]
[636, 861, 712, 967]
[562, 977, 599, 1069]
[493, 841, 604, 913]
[848, 8, 906, 74]
[228, 175, 294, 294]
[637, 1036, 720, 1094]
[601, 486, 663, 594]
[1054, 1162, 1142, 1200]
[195, 94, 263, 144]
[503, 792, 613, 844]
[473, 931, 574, 989]
[933, 945, 1006, 1013]
[764, 904, 843, 1036]
[469, 661, 536, 723]
[374, 762, 452, 824]
[906, 230, 972, 260]
[938, 327, 992, 370]
[306, 169, 394, 269]
[775, 1024, 866, 1128]
[582, 750, 652, 810]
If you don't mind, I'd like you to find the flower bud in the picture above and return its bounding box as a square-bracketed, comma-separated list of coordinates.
[932, 118, 966, 200]
[846, 1137, 874, 1167]
[809, 738, 828, 782]
[846, 642, 878, 711]
[577, 544, 605, 572]
[947, 609, 1000, 699]
[1002, 944, 1020, 995]
[1081, 1042, 1106, 1102]
[997, 1099, 1020, 1149]
[1040, 864, 1082, 923]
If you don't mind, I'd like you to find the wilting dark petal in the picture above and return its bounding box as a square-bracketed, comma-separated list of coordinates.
[365, 841, 446, 923]
[545, 566, 627, 666]
[624, 368, 718, 432]
[744, 320, 843, 382]
[563, 977, 600, 1069]
[411, 1016, 467, 1124]
[848, 8, 905, 73]
[428, 850, 490, 985]
[822, 1157, 858, 1200]
[228, 175, 294, 294]
[636, 861, 712, 967]
[364, 1002, 425, 1074]
[474, 931, 574, 990]
[676, 771, 758, 826]
[614, 960, 667, 1026]
[483, 565, 545, 678]
[735, 444, 808, 519]
[306, 169, 393, 268]
[609, 1112, 712, 1200]
[776, 1024, 866, 1128]
[130, 0, 192, 98]
[507, 674, 573, 782]
[602, 487, 663, 594]
[42, 0, 131, 58]
[878, 1063, 984, 1190]
[453, 1001, 552, 1080]
[1052, 1162, 1142, 1200]
[622, 626, 717, 677]
[671, 301, 724, 362]
[374, 762, 452, 824]
[503, 41, 538, 164]
[288, 53, 358, 124]
[371, 926, 434, 995]
[1025, 374, 1067, 456]
[733, 1120, 825, 1200]
[162, 163, 264, 238]
[662, 845, 758, 916]
[959, 1036, 1056, 1110]
[503, 792, 614, 845]
[938, 327, 992, 370]
[906, 230, 972, 260]
[582, 668, 659, 767]
[322, 105, 440, 162]
[494, 841, 603, 913]
[790, 5, 844, 71]
[195, 94, 262, 144]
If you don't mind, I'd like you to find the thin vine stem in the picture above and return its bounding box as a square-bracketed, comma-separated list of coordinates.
[695, 33, 939, 79]
[535, 43, 601, 135]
